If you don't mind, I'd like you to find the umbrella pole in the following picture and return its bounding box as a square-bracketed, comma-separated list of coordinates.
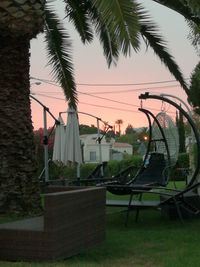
[43, 107, 49, 182]
[76, 163, 81, 186]
[97, 118, 103, 176]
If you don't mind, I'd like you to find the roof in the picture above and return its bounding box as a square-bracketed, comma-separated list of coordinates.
[112, 142, 132, 148]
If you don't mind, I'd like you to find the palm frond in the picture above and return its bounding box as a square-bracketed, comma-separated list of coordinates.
[152, 0, 200, 56]
[64, 0, 94, 43]
[44, 5, 77, 109]
[84, 0, 120, 66]
[179, 0, 200, 17]
[94, 20, 120, 66]
[92, 0, 141, 56]
[138, 7, 189, 94]
[187, 20, 200, 55]
[152, 0, 200, 25]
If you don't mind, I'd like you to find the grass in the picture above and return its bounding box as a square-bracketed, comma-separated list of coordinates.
[0, 210, 200, 267]
[0, 214, 28, 224]
[0, 181, 199, 267]
[106, 181, 186, 201]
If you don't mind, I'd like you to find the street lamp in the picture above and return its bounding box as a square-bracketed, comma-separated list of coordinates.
[30, 81, 41, 86]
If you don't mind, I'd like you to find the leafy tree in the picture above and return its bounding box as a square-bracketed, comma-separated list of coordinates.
[0, 0, 190, 214]
[105, 130, 116, 141]
[117, 127, 146, 143]
[192, 113, 200, 130]
[117, 133, 137, 146]
[125, 124, 136, 135]
[136, 127, 149, 142]
[176, 110, 186, 153]
[79, 124, 98, 135]
[34, 127, 55, 172]
[188, 62, 200, 115]
[151, 1, 200, 114]
[183, 111, 200, 136]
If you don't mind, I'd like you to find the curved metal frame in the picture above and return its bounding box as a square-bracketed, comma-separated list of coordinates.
[139, 108, 171, 166]
[30, 94, 59, 182]
[59, 110, 110, 177]
[138, 108, 152, 170]
[139, 92, 200, 187]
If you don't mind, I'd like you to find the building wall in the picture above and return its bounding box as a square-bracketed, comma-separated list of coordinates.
[80, 134, 133, 163]
[83, 144, 111, 163]
[112, 146, 133, 155]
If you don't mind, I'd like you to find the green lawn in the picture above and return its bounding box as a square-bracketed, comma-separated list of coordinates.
[106, 181, 186, 201]
[0, 182, 199, 267]
[0, 210, 200, 267]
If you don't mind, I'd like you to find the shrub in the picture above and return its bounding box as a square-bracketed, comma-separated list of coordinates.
[39, 153, 192, 183]
[80, 164, 100, 178]
[49, 163, 76, 180]
[45, 155, 143, 181]
[177, 153, 190, 168]
[107, 155, 143, 177]
[170, 153, 190, 181]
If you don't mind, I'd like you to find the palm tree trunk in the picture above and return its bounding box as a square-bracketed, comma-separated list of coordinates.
[0, 36, 41, 214]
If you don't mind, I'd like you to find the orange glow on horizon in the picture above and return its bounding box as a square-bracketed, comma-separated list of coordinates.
[30, 0, 198, 134]
[31, 82, 187, 134]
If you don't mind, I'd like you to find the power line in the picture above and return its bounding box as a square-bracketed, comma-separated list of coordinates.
[31, 76, 189, 87]
[80, 101, 140, 113]
[31, 92, 138, 108]
[76, 79, 188, 86]
[31, 93, 66, 101]
[31, 93, 138, 112]
[80, 84, 181, 94]
[31, 92, 175, 114]
[74, 91, 139, 108]
[78, 91, 175, 114]
[32, 83, 181, 95]
[32, 90, 177, 112]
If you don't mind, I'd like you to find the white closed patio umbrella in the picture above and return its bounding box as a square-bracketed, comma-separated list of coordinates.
[52, 115, 66, 163]
[63, 107, 82, 181]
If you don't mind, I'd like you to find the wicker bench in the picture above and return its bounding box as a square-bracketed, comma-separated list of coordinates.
[0, 186, 106, 261]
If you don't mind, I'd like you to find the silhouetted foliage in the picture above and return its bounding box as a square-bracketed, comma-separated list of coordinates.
[189, 62, 200, 114]
[79, 124, 98, 135]
[176, 110, 186, 153]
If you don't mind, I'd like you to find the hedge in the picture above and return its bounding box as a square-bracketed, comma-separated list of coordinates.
[38, 153, 191, 183]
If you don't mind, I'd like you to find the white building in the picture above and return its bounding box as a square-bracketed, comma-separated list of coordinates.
[80, 134, 133, 163]
[80, 134, 111, 163]
[112, 142, 133, 154]
[111, 142, 133, 161]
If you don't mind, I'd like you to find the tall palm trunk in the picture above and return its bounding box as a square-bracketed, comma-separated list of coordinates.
[0, 36, 41, 214]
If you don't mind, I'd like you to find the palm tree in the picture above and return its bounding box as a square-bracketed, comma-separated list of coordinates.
[115, 119, 123, 136]
[151, 2, 200, 49]
[151, 0, 200, 108]
[0, 0, 192, 214]
[0, 0, 46, 214]
[151, 0, 200, 25]
[151, 1, 200, 48]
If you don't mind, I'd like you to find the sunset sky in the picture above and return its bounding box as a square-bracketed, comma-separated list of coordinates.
[30, 0, 199, 133]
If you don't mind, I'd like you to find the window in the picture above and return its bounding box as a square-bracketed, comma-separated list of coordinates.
[90, 151, 96, 161]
